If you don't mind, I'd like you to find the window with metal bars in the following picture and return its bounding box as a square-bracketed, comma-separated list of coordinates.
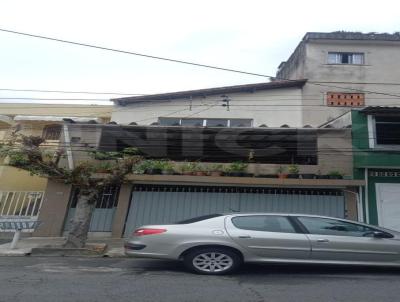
[69, 186, 120, 209]
[327, 52, 364, 65]
[42, 124, 62, 140]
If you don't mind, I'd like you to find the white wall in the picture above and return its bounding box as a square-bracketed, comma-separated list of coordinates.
[111, 87, 304, 127]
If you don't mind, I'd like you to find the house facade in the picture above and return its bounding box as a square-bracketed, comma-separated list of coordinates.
[111, 80, 307, 128]
[322, 106, 400, 232]
[351, 107, 400, 232]
[34, 123, 363, 238]
[0, 103, 112, 222]
[276, 32, 400, 127]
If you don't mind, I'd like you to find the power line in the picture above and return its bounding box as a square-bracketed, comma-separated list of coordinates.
[0, 28, 270, 79]
[0, 97, 112, 101]
[2, 28, 400, 99]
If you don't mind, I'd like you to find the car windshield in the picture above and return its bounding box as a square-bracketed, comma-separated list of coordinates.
[175, 214, 223, 224]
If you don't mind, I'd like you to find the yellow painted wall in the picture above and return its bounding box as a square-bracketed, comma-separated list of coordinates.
[0, 165, 48, 192]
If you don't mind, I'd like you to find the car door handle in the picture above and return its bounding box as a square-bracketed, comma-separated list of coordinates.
[238, 235, 252, 239]
[317, 239, 329, 243]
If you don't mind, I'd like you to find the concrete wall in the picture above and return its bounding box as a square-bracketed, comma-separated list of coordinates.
[34, 180, 72, 237]
[111, 184, 132, 237]
[276, 39, 400, 126]
[111, 87, 305, 127]
[302, 40, 400, 126]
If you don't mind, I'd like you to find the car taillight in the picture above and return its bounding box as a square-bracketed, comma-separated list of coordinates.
[133, 228, 167, 236]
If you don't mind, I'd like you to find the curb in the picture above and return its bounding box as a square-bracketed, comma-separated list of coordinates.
[30, 247, 105, 257]
[0, 248, 32, 256]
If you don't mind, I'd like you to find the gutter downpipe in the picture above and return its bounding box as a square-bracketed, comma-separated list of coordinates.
[364, 168, 369, 223]
[63, 124, 74, 170]
[358, 185, 364, 223]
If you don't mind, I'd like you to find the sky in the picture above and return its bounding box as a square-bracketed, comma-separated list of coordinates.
[0, 0, 400, 104]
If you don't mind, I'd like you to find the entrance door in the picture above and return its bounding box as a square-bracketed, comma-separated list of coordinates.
[64, 186, 119, 233]
[376, 183, 400, 232]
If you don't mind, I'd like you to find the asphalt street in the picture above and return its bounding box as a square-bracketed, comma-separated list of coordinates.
[0, 257, 399, 302]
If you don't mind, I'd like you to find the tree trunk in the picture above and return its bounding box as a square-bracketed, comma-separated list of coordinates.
[64, 190, 97, 248]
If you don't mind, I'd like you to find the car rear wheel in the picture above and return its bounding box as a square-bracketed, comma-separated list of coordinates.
[183, 247, 242, 275]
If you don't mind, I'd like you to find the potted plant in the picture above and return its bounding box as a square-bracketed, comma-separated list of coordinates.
[194, 164, 207, 176]
[287, 164, 299, 179]
[180, 162, 198, 175]
[146, 160, 162, 175]
[207, 164, 224, 176]
[276, 166, 288, 179]
[328, 171, 343, 179]
[122, 147, 141, 157]
[136, 160, 162, 175]
[224, 161, 249, 177]
[158, 161, 175, 175]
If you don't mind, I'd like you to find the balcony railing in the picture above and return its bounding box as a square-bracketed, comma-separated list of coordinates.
[0, 191, 44, 218]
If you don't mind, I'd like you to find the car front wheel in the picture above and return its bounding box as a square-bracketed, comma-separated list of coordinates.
[183, 247, 242, 275]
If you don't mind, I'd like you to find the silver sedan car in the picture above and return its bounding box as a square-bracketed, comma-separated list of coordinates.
[124, 213, 400, 275]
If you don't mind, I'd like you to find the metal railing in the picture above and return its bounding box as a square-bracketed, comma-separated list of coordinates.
[0, 191, 44, 218]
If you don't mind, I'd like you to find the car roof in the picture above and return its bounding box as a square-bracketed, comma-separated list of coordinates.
[222, 212, 333, 218]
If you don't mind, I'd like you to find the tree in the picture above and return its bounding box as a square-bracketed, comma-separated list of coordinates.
[0, 133, 143, 248]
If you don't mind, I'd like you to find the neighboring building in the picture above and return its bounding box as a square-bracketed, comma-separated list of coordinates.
[112, 31, 400, 129]
[34, 123, 363, 238]
[323, 106, 400, 232]
[276, 32, 400, 126]
[111, 80, 308, 127]
[0, 103, 112, 221]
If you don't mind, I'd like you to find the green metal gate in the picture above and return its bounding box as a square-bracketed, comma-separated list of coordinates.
[123, 185, 345, 237]
[64, 186, 120, 233]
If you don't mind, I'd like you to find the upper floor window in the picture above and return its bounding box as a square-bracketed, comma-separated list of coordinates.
[375, 116, 400, 145]
[328, 52, 364, 65]
[158, 117, 253, 128]
[42, 124, 62, 140]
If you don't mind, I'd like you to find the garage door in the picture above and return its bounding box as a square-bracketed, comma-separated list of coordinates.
[376, 183, 400, 231]
[123, 185, 345, 237]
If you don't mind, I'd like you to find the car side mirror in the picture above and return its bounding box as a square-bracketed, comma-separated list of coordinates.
[372, 231, 392, 238]
[363, 231, 392, 238]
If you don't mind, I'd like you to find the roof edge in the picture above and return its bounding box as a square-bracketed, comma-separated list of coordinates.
[113, 80, 307, 105]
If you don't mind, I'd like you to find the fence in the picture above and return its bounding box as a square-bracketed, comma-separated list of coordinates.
[0, 191, 44, 218]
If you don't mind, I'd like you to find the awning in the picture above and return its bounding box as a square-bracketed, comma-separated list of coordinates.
[13, 115, 100, 123]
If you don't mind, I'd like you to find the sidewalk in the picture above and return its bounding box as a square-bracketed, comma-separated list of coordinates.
[0, 236, 126, 257]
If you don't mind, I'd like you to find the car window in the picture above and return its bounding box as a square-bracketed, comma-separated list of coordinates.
[232, 216, 296, 233]
[297, 217, 378, 237]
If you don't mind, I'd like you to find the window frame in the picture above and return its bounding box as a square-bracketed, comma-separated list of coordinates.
[158, 117, 253, 128]
[368, 115, 400, 150]
[294, 216, 393, 238]
[327, 52, 365, 65]
[231, 215, 299, 234]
